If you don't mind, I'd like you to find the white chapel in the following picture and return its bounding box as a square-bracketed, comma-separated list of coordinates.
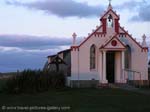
[44, 2, 149, 87]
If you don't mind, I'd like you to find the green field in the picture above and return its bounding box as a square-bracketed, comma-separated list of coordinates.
[0, 79, 150, 112]
[0, 79, 6, 92]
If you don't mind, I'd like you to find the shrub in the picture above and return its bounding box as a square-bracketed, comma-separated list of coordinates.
[4, 69, 66, 94]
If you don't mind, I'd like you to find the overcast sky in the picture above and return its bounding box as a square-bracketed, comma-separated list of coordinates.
[0, 0, 150, 72]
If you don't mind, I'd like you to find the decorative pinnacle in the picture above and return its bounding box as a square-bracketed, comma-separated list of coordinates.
[109, 0, 112, 5]
[108, 0, 112, 10]
[72, 32, 77, 38]
[72, 32, 77, 45]
[142, 34, 147, 47]
[142, 34, 146, 40]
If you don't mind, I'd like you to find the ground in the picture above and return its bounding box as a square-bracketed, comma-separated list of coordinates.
[0, 79, 6, 92]
[0, 79, 150, 112]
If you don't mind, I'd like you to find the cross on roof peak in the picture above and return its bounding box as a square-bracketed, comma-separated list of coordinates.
[107, 0, 112, 10]
[108, 0, 112, 6]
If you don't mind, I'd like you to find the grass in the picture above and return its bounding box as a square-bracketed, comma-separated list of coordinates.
[0, 79, 6, 92]
[0, 88, 150, 112]
[0, 80, 150, 112]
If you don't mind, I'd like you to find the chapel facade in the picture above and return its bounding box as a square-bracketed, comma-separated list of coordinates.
[44, 3, 148, 87]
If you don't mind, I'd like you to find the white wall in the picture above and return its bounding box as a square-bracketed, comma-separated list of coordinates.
[120, 32, 148, 80]
[70, 9, 148, 82]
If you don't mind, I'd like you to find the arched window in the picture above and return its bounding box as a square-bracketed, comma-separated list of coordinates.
[90, 45, 96, 69]
[125, 45, 131, 69]
[107, 14, 113, 27]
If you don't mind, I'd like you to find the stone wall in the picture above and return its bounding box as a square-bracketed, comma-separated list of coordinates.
[128, 80, 150, 87]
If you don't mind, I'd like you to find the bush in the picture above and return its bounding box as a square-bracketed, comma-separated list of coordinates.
[4, 69, 66, 94]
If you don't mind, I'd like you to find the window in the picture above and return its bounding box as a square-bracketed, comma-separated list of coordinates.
[107, 14, 113, 27]
[90, 45, 96, 69]
[125, 45, 131, 69]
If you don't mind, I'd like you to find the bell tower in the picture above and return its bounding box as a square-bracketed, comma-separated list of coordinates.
[100, 0, 120, 34]
[107, 14, 113, 28]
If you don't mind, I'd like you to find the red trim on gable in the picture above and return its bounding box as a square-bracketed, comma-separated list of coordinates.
[71, 46, 79, 51]
[142, 47, 148, 52]
[119, 27, 143, 49]
[101, 35, 126, 49]
[100, 9, 120, 20]
[118, 33, 126, 37]
[78, 25, 103, 47]
[94, 32, 106, 37]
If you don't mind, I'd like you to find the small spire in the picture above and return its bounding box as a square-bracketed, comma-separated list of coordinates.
[109, 0, 111, 5]
[108, 0, 112, 10]
[142, 34, 147, 47]
[72, 32, 77, 46]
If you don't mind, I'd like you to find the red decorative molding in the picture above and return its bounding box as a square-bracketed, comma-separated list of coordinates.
[71, 46, 79, 51]
[100, 35, 126, 49]
[118, 33, 126, 37]
[142, 47, 148, 52]
[115, 19, 119, 33]
[111, 40, 117, 46]
[94, 32, 106, 37]
[100, 9, 120, 20]
[102, 19, 107, 33]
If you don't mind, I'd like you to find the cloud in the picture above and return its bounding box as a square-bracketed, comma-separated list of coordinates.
[0, 34, 84, 72]
[5, 0, 150, 21]
[0, 51, 48, 73]
[5, 0, 104, 18]
[0, 35, 71, 49]
[0, 34, 73, 72]
[131, 3, 150, 21]
[0, 44, 66, 72]
[115, 0, 141, 11]
[115, 0, 150, 22]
